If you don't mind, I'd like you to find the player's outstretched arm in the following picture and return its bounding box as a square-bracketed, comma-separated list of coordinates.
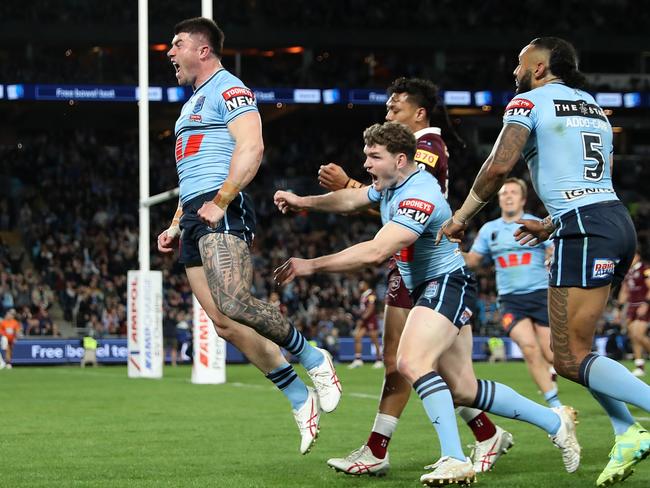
[438, 123, 531, 243]
[318, 163, 365, 191]
[158, 199, 182, 253]
[198, 112, 264, 227]
[274, 222, 417, 285]
[274, 186, 373, 215]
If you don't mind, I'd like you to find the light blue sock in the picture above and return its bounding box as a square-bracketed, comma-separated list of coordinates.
[266, 363, 309, 410]
[413, 372, 465, 461]
[580, 353, 650, 412]
[544, 387, 562, 408]
[281, 326, 324, 370]
[474, 379, 561, 435]
[590, 389, 635, 436]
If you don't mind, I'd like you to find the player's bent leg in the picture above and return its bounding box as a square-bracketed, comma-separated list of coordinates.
[327, 305, 411, 476]
[397, 307, 470, 473]
[369, 329, 383, 367]
[509, 319, 560, 407]
[438, 325, 579, 473]
[198, 233, 341, 410]
[438, 327, 514, 473]
[185, 265, 320, 453]
[552, 286, 650, 412]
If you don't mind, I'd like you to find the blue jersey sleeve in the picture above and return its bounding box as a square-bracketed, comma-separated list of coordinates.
[391, 196, 436, 235]
[470, 224, 491, 256]
[503, 94, 539, 131]
[216, 84, 258, 125]
[367, 186, 381, 203]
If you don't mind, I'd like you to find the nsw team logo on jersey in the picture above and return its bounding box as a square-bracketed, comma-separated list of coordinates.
[396, 199, 434, 225]
[504, 98, 534, 117]
[222, 87, 256, 111]
[193, 95, 206, 113]
[592, 258, 617, 279]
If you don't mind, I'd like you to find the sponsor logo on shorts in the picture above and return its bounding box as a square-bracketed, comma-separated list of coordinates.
[502, 313, 515, 331]
[504, 98, 534, 117]
[423, 280, 439, 300]
[396, 199, 434, 225]
[592, 258, 616, 279]
[459, 307, 473, 325]
[222, 87, 256, 112]
[563, 187, 615, 200]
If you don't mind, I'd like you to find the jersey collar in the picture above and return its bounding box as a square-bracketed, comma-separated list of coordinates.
[414, 127, 441, 138]
[193, 68, 225, 94]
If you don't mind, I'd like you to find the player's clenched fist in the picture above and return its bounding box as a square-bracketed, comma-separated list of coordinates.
[157, 226, 180, 253]
[318, 163, 349, 191]
[274, 257, 314, 286]
[197, 201, 225, 228]
[274, 190, 305, 214]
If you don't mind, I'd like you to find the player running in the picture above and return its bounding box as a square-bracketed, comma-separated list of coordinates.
[319, 78, 512, 476]
[156, 17, 341, 455]
[618, 248, 650, 377]
[440, 37, 650, 486]
[275, 122, 580, 486]
[465, 178, 562, 408]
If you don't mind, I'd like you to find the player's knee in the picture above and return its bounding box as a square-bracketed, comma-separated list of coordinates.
[395, 354, 417, 384]
[519, 343, 541, 362]
[552, 358, 579, 381]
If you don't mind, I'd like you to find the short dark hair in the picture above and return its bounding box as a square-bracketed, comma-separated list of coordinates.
[387, 77, 439, 122]
[530, 37, 587, 90]
[363, 122, 416, 161]
[174, 17, 224, 57]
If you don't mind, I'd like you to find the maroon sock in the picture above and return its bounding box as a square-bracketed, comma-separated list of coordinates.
[366, 431, 390, 459]
[467, 412, 497, 442]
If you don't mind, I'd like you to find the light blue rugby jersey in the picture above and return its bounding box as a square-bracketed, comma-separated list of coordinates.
[503, 83, 618, 221]
[470, 213, 552, 295]
[174, 69, 258, 204]
[368, 170, 465, 291]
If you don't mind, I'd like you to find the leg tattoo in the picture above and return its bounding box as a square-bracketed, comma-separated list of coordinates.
[199, 233, 290, 344]
[548, 287, 580, 381]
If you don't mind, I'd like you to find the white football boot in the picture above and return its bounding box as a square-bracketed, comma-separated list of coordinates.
[307, 348, 342, 412]
[469, 425, 514, 472]
[421, 456, 476, 485]
[327, 445, 390, 476]
[549, 405, 581, 473]
[293, 387, 320, 454]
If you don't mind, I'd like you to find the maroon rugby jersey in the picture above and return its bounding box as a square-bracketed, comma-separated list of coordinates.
[624, 261, 650, 305]
[389, 127, 449, 270]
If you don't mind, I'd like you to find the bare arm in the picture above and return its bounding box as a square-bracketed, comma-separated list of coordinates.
[274, 223, 417, 285]
[438, 123, 531, 243]
[221, 111, 264, 192]
[274, 186, 373, 215]
[463, 251, 484, 269]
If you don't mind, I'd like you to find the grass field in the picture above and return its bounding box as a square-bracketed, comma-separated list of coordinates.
[1, 361, 649, 487]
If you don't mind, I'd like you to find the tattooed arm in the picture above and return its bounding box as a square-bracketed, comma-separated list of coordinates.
[437, 123, 531, 244]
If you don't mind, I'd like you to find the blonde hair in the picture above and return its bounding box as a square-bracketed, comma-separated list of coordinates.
[501, 177, 528, 199]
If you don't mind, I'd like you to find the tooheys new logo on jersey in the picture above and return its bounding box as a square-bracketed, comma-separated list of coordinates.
[396, 199, 434, 224]
[222, 87, 256, 111]
[504, 98, 534, 117]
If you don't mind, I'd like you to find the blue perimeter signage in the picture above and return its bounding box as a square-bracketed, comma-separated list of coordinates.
[10, 336, 608, 365]
[0, 83, 646, 108]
